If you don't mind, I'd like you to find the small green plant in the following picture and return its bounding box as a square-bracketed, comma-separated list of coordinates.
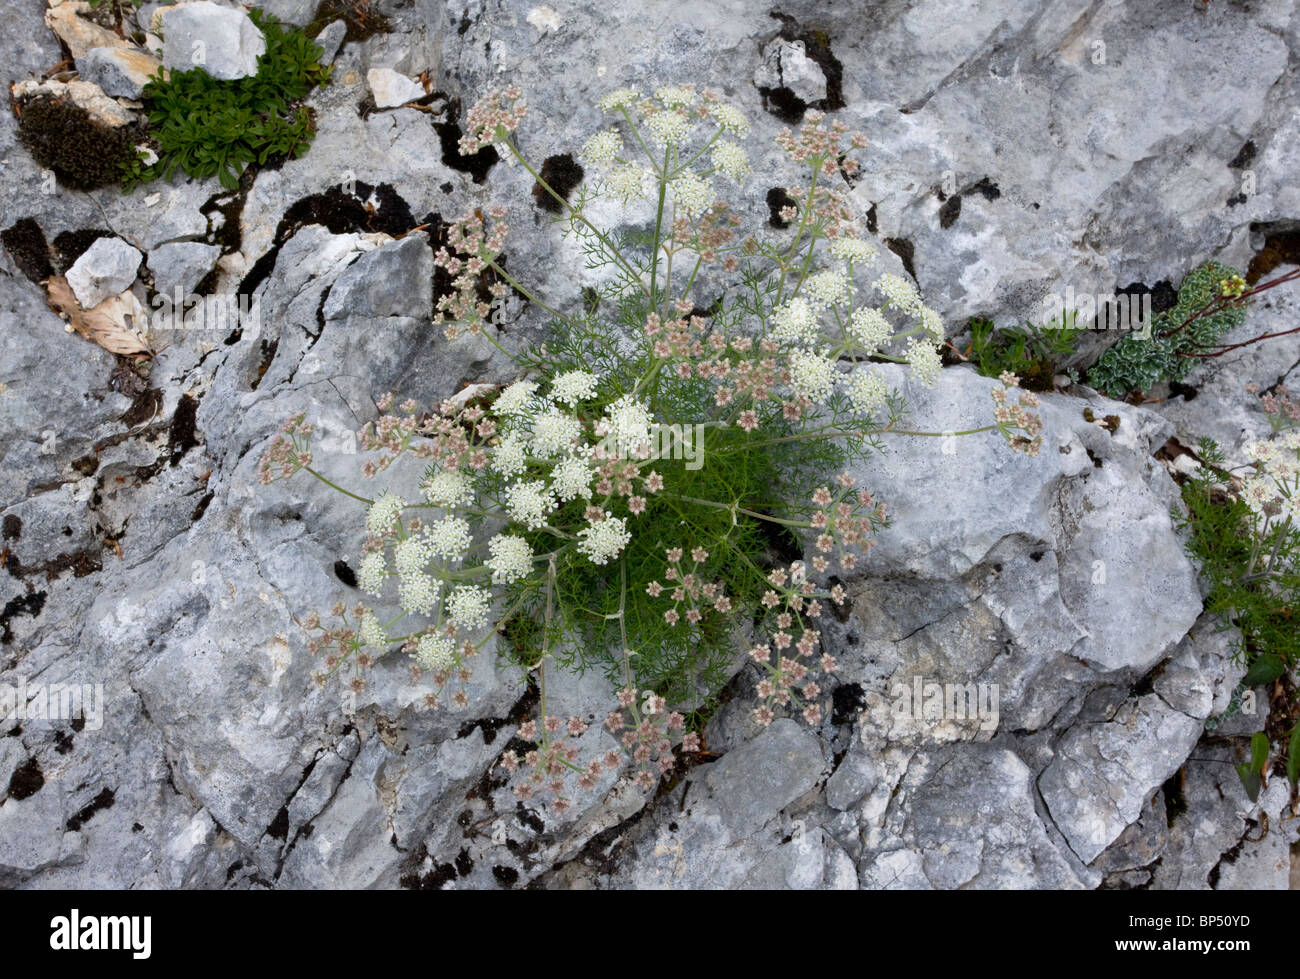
[1235, 732, 1270, 802]
[1177, 388, 1300, 797]
[259, 86, 1042, 809]
[136, 10, 330, 190]
[965, 314, 1080, 392]
[1089, 260, 1247, 398]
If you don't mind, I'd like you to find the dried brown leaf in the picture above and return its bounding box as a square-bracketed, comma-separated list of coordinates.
[46, 275, 152, 357]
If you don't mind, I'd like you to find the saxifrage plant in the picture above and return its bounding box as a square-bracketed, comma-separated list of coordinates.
[1088, 260, 1247, 398]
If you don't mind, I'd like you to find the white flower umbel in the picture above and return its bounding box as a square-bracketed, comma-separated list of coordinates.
[551, 453, 594, 501]
[804, 269, 850, 310]
[486, 534, 533, 583]
[495, 379, 539, 416]
[646, 109, 691, 148]
[427, 515, 473, 562]
[789, 349, 838, 404]
[655, 84, 696, 108]
[847, 368, 889, 413]
[671, 171, 713, 218]
[357, 551, 387, 596]
[581, 130, 622, 167]
[597, 87, 640, 112]
[414, 632, 456, 671]
[493, 434, 529, 477]
[607, 164, 651, 204]
[603, 395, 654, 456]
[1242, 475, 1279, 517]
[550, 369, 599, 406]
[830, 237, 877, 264]
[446, 585, 492, 631]
[422, 468, 474, 508]
[366, 492, 405, 536]
[706, 101, 748, 137]
[360, 612, 388, 650]
[394, 532, 434, 577]
[506, 479, 556, 530]
[710, 141, 750, 182]
[847, 307, 891, 353]
[771, 297, 820, 346]
[875, 273, 922, 315]
[904, 337, 942, 386]
[916, 305, 945, 339]
[399, 571, 440, 616]
[1243, 434, 1300, 522]
[529, 407, 583, 457]
[577, 513, 631, 565]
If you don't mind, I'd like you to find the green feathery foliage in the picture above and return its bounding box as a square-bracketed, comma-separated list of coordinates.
[1177, 437, 1300, 796]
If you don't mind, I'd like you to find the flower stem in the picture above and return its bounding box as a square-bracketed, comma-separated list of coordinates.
[304, 467, 373, 504]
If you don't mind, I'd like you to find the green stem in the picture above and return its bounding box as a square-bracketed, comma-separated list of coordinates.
[776, 162, 821, 305]
[487, 258, 561, 318]
[649, 146, 669, 309]
[504, 136, 647, 295]
[663, 493, 811, 528]
[304, 467, 373, 504]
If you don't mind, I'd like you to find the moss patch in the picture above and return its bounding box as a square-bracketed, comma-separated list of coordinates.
[17, 96, 140, 191]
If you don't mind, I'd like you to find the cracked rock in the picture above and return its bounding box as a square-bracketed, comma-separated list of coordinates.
[861, 745, 1091, 889]
[1039, 695, 1203, 864]
[754, 38, 827, 104]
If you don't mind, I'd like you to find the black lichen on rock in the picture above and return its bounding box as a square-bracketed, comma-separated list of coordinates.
[938, 194, 962, 228]
[1, 219, 54, 283]
[53, 228, 115, 271]
[766, 187, 798, 228]
[7, 756, 44, 800]
[757, 13, 847, 123]
[434, 120, 498, 184]
[532, 153, 584, 213]
[17, 96, 140, 191]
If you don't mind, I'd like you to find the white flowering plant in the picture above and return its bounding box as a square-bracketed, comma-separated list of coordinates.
[260, 83, 1040, 807]
[1178, 388, 1300, 790]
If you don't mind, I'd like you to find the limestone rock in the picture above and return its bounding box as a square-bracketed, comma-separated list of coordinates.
[159, 1, 266, 81]
[65, 237, 143, 310]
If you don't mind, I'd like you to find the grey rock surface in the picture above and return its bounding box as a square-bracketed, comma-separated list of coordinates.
[147, 241, 222, 298]
[860, 746, 1092, 889]
[1038, 695, 1203, 864]
[76, 45, 162, 99]
[1, 0, 1296, 890]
